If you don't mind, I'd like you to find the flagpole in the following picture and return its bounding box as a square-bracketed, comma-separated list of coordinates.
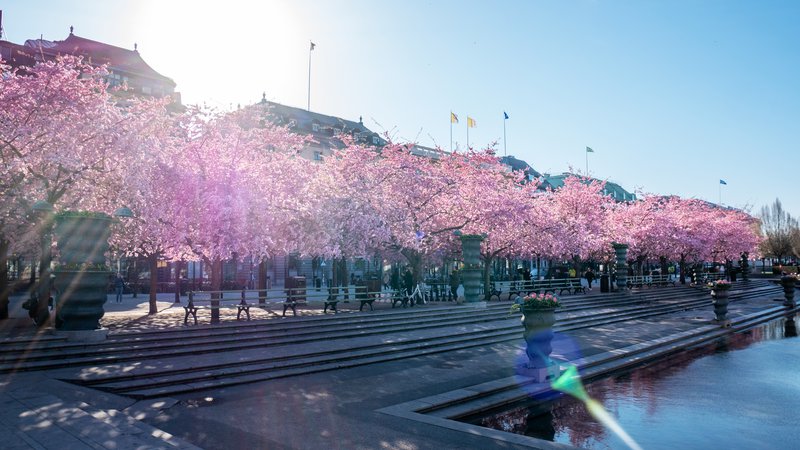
[307, 42, 313, 111]
[450, 113, 453, 152]
[503, 118, 507, 156]
[466, 122, 469, 151]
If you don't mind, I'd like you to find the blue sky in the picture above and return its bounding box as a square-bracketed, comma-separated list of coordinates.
[3, 0, 799, 217]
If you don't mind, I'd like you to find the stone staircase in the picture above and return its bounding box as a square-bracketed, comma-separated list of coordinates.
[0, 281, 783, 400]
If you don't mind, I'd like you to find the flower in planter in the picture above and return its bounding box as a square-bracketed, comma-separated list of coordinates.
[510, 292, 561, 313]
[708, 280, 731, 290]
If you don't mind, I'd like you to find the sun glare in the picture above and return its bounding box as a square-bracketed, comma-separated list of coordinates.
[132, 0, 306, 108]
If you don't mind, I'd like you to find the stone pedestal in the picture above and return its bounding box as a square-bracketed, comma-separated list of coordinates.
[459, 234, 484, 303]
[517, 307, 559, 382]
[740, 253, 750, 282]
[781, 275, 796, 307]
[53, 214, 112, 332]
[53, 270, 110, 330]
[711, 288, 731, 327]
[612, 243, 629, 291]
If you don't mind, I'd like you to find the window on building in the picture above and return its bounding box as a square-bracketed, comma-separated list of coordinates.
[141, 86, 152, 95]
[312, 123, 320, 132]
[372, 136, 379, 145]
[313, 151, 322, 161]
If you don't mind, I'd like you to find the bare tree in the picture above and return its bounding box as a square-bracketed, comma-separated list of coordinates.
[759, 198, 798, 263]
[791, 227, 800, 260]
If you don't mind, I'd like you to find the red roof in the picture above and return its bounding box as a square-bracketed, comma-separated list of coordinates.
[45, 34, 175, 87]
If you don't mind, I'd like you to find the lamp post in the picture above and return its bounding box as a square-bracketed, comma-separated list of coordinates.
[112, 206, 134, 301]
[31, 200, 54, 327]
[112, 206, 133, 270]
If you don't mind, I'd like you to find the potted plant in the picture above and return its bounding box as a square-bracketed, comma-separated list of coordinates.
[52, 211, 113, 331]
[512, 293, 561, 376]
[708, 279, 731, 323]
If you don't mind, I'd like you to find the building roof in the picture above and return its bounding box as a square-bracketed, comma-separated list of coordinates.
[499, 155, 552, 190]
[24, 33, 176, 87]
[0, 39, 37, 67]
[544, 172, 637, 202]
[258, 96, 385, 149]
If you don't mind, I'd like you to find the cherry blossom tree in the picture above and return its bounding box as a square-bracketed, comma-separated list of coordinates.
[0, 56, 167, 320]
[539, 176, 613, 268]
[131, 106, 308, 320]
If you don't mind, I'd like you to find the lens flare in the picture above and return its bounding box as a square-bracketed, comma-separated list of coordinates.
[551, 365, 643, 450]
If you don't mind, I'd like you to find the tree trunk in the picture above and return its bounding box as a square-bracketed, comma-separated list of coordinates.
[679, 255, 687, 285]
[210, 257, 222, 324]
[0, 237, 9, 320]
[35, 223, 52, 327]
[148, 254, 158, 314]
[659, 256, 668, 277]
[481, 254, 493, 299]
[174, 260, 182, 303]
[258, 258, 267, 305]
[401, 249, 423, 288]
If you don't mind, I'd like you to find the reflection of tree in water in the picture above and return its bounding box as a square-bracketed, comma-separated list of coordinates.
[477, 321, 785, 445]
[550, 394, 607, 448]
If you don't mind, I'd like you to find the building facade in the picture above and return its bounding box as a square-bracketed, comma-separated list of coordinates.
[1, 27, 180, 107]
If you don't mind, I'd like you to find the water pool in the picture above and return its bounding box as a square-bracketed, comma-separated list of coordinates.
[471, 317, 799, 449]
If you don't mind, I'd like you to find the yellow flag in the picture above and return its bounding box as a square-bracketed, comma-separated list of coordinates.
[467, 116, 476, 128]
[450, 112, 459, 124]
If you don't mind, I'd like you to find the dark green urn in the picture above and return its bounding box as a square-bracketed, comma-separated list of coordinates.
[53, 213, 112, 330]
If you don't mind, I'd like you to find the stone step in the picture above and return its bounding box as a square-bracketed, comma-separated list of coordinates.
[0, 285, 717, 368]
[2, 286, 742, 374]
[71, 287, 779, 399]
[403, 304, 798, 420]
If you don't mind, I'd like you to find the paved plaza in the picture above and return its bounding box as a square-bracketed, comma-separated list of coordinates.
[0, 280, 795, 449]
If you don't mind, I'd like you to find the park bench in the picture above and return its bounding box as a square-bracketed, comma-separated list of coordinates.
[651, 274, 676, 287]
[489, 280, 519, 301]
[695, 272, 726, 285]
[322, 285, 381, 313]
[626, 275, 649, 289]
[626, 274, 677, 289]
[532, 278, 585, 295]
[184, 290, 261, 325]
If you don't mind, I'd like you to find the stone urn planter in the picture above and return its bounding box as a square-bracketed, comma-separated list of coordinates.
[52, 270, 110, 330]
[513, 293, 560, 382]
[521, 307, 556, 368]
[781, 275, 797, 307]
[709, 280, 732, 324]
[459, 234, 485, 304]
[53, 212, 112, 331]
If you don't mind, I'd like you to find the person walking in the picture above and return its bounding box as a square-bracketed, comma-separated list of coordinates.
[584, 268, 596, 289]
[449, 270, 460, 301]
[114, 273, 125, 303]
[382, 271, 390, 290]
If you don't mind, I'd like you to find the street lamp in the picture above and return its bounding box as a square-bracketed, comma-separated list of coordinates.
[31, 200, 54, 327]
[112, 206, 134, 297]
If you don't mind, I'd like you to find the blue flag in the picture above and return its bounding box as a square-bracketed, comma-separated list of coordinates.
[719, 179, 727, 185]
[504, 111, 509, 120]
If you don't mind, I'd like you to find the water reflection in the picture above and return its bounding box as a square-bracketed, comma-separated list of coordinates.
[474, 318, 799, 449]
[785, 316, 797, 337]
